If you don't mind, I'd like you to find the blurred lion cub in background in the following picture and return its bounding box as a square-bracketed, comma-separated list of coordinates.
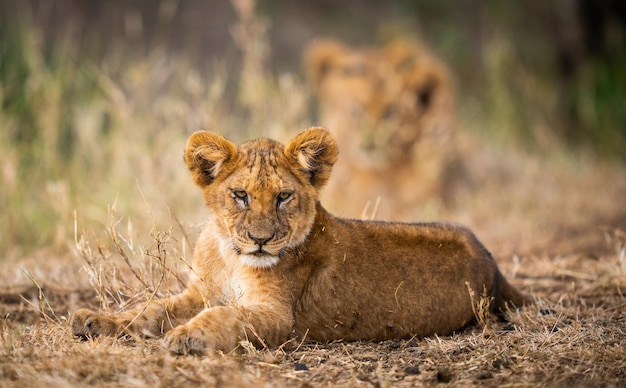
[304, 38, 457, 219]
[71, 127, 531, 355]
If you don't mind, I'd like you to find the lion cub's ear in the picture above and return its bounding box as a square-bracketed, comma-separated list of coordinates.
[185, 131, 237, 187]
[285, 127, 338, 189]
[303, 39, 347, 91]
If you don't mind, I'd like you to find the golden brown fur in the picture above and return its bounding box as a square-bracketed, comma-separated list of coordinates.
[71, 128, 530, 355]
[303, 39, 456, 218]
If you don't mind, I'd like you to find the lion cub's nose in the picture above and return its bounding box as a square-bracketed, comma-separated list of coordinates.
[248, 231, 274, 247]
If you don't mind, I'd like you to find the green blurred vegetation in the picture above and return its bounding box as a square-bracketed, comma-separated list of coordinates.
[0, 13, 212, 257]
[0, 0, 624, 258]
[0, 1, 308, 259]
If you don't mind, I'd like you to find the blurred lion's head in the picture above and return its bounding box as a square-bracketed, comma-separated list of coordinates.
[303, 38, 454, 168]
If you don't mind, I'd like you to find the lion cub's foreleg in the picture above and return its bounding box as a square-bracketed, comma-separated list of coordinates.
[70, 285, 207, 339]
[162, 303, 294, 355]
[71, 284, 294, 355]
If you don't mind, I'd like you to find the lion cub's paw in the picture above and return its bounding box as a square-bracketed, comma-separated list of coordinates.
[162, 324, 239, 355]
[70, 308, 122, 339]
[162, 325, 210, 356]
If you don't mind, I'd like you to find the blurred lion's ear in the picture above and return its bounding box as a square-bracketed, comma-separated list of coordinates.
[285, 127, 338, 190]
[403, 55, 451, 113]
[184, 131, 237, 188]
[384, 38, 423, 71]
[384, 38, 451, 113]
[302, 39, 348, 91]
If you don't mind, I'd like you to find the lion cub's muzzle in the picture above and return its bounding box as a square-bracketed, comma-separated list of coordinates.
[236, 221, 286, 256]
[245, 221, 277, 252]
[237, 230, 285, 268]
[247, 231, 275, 250]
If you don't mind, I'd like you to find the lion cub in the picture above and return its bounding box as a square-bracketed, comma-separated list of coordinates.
[304, 39, 456, 218]
[71, 127, 531, 355]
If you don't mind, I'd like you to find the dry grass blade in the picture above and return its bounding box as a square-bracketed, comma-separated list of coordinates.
[106, 204, 150, 291]
[17, 268, 63, 326]
[466, 282, 494, 329]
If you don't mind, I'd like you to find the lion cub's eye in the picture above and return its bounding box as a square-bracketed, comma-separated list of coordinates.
[232, 190, 248, 206]
[277, 191, 292, 206]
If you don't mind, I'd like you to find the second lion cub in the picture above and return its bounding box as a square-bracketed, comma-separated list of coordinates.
[71, 127, 531, 355]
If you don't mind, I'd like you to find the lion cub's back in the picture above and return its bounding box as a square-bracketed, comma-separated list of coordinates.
[294, 220, 498, 341]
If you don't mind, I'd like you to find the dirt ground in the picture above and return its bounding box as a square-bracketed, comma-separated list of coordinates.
[1, 151, 625, 387]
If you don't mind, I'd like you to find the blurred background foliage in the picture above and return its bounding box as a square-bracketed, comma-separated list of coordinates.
[0, 0, 625, 259]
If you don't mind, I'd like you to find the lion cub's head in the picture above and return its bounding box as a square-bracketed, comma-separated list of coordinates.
[303, 38, 453, 167]
[184, 127, 338, 268]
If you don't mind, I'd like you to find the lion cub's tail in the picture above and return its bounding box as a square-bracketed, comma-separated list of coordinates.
[491, 269, 533, 314]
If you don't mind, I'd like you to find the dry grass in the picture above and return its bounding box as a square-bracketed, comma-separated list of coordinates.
[1, 227, 625, 386]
